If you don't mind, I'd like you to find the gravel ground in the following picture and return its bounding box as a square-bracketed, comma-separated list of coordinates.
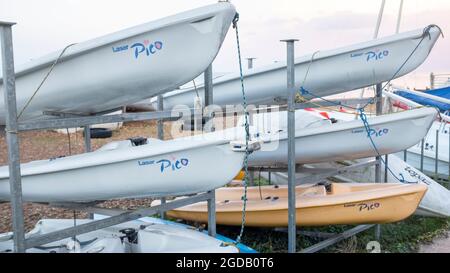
[419, 232, 450, 253]
[0, 120, 172, 233]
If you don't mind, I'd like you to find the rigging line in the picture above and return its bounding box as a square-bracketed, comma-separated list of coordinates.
[301, 51, 320, 88]
[300, 28, 430, 112]
[192, 79, 200, 99]
[17, 43, 77, 120]
[359, 108, 416, 184]
[233, 13, 250, 245]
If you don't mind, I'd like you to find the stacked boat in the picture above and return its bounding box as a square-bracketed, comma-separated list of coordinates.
[0, 2, 237, 123]
[164, 183, 427, 227]
[0, 0, 448, 252]
[0, 217, 249, 253]
[155, 24, 442, 109]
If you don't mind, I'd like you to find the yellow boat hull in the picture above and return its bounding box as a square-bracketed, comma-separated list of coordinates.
[167, 183, 427, 227]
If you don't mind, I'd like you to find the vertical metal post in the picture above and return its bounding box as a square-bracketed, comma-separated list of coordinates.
[1, 22, 26, 253]
[430, 73, 435, 90]
[248, 171, 255, 186]
[207, 190, 216, 237]
[384, 155, 389, 183]
[246, 58, 256, 69]
[281, 39, 298, 253]
[403, 150, 407, 162]
[375, 83, 383, 184]
[84, 126, 91, 152]
[203, 65, 216, 237]
[375, 83, 383, 241]
[160, 198, 166, 219]
[435, 130, 439, 179]
[84, 125, 92, 220]
[157, 95, 164, 140]
[420, 139, 425, 172]
[204, 65, 213, 109]
[204, 64, 213, 132]
[156, 95, 166, 219]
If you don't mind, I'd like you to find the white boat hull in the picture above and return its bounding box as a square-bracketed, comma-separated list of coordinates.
[396, 151, 449, 176]
[0, 138, 245, 202]
[0, 218, 238, 253]
[339, 156, 450, 218]
[158, 25, 442, 109]
[399, 121, 450, 176]
[247, 108, 437, 166]
[0, 3, 236, 124]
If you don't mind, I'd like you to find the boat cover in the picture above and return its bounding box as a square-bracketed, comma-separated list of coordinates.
[394, 87, 450, 112]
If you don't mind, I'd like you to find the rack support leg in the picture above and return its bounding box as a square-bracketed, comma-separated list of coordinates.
[1, 23, 26, 253]
[282, 38, 299, 253]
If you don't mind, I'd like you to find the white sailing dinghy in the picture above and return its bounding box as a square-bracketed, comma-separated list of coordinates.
[0, 2, 237, 124]
[0, 137, 259, 203]
[0, 218, 239, 253]
[246, 108, 437, 166]
[157, 25, 442, 109]
[176, 107, 436, 165]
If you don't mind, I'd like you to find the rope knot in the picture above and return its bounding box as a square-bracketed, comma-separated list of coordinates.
[232, 13, 240, 29]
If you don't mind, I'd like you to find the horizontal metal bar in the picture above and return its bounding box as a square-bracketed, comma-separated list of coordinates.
[300, 225, 375, 253]
[274, 228, 335, 239]
[0, 21, 16, 26]
[298, 160, 380, 185]
[295, 98, 373, 110]
[18, 110, 181, 131]
[248, 164, 304, 173]
[24, 192, 213, 249]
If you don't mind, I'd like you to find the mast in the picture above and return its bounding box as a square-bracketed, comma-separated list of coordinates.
[396, 0, 405, 34]
[373, 0, 386, 39]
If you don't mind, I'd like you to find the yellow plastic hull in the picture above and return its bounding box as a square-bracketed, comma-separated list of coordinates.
[167, 183, 427, 227]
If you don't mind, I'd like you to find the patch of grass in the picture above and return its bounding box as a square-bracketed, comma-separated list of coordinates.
[215, 217, 450, 253]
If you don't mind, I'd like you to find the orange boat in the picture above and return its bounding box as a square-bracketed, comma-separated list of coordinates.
[165, 183, 427, 227]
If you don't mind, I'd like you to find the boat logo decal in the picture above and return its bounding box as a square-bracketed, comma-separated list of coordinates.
[399, 167, 431, 185]
[368, 128, 389, 138]
[351, 49, 389, 62]
[138, 158, 189, 173]
[112, 40, 163, 59]
[345, 202, 381, 211]
[352, 128, 389, 138]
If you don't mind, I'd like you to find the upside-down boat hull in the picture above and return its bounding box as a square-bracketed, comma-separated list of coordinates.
[165, 183, 427, 227]
[157, 25, 442, 109]
[0, 2, 236, 124]
[0, 138, 247, 203]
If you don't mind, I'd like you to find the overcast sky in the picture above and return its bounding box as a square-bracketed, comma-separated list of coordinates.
[1, 0, 449, 87]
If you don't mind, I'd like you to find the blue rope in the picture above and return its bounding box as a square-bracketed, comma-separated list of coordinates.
[358, 109, 417, 184]
[299, 27, 430, 111]
[300, 86, 417, 183]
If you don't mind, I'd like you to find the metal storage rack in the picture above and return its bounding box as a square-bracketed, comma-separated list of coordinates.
[0, 21, 218, 253]
[2, 21, 387, 254]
